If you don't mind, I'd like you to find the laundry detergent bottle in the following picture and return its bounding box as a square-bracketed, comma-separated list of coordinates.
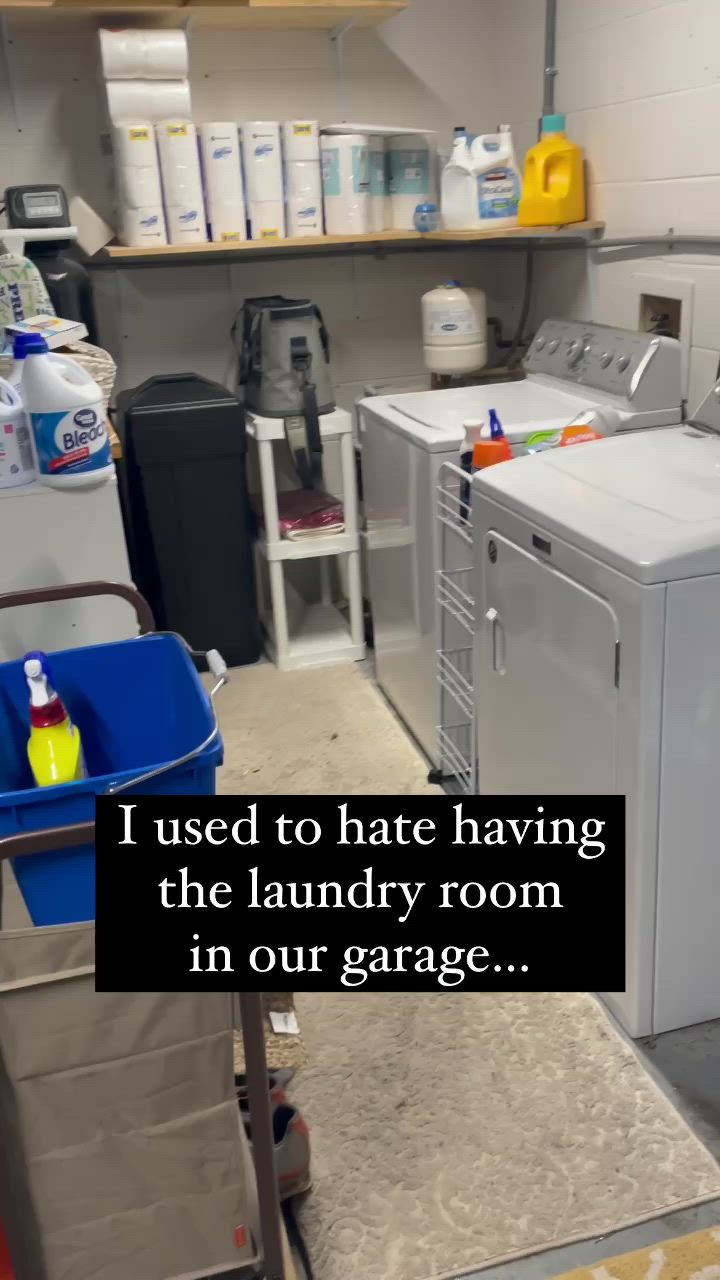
[18, 332, 113, 488]
[471, 125, 521, 228]
[441, 136, 481, 231]
[519, 114, 586, 226]
[24, 652, 86, 787]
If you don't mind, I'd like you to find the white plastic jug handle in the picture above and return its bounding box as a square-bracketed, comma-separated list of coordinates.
[47, 353, 95, 388]
[0, 375, 22, 408]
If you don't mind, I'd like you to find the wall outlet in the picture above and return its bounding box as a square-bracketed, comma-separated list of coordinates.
[632, 272, 694, 405]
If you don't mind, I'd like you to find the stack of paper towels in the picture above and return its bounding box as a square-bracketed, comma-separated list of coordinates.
[198, 124, 246, 243]
[320, 134, 370, 234]
[282, 121, 323, 237]
[156, 121, 207, 245]
[100, 29, 192, 125]
[114, 122, 167, 247]
[241, 122, 285, 241]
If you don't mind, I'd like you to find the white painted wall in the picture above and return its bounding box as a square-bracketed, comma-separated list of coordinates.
[509, 0, 720, 413]
[0, 1, 539, 406]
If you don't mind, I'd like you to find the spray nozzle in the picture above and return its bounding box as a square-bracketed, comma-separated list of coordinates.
[489, 409, 505, 439]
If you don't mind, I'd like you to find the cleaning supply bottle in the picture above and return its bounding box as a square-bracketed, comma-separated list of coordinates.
[17, 332, 113, 489]
[459, 417, 486, 520]
[24, 652, 85, 787]
[441, 136, 481, 231]
[0, 376, 35, 489]
[470, 125, 522, 228]
[519, 114, 586, 226]
[472, 408, 513, 470]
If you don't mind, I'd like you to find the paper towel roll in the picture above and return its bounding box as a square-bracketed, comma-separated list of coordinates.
[368, 135, 387, 233]
[287, 194, 323, 237]
[282, 120, 320, 163]
[285, 159, 322, 201]
[198, 123, 244, 207]
[100, 29, 188, 80]
[107, 80, 191, 126]
[112, 121, 158, 167]
[321, 134, 369, 235]
[248, 199, 286, 241]
[241, 122, 283, 203]
[207, 198, 247, 243]
[166, 203, 208, 245]
[387, 134, 431, 230]
[156, 120, 204, 204]
[120, 205, 167, 247]
[117, 163, 163, 209]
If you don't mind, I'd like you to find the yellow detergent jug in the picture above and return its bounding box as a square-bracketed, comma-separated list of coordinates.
[519, 114, 586, 226]
[25, 653, 85, 787]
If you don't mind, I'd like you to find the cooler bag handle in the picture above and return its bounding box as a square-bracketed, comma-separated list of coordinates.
[285, 336, 323, 490]
[313, 304, 331, 362]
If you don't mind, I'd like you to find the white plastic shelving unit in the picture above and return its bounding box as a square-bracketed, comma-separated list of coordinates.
[436, 461, 477, 794]
[247, 408, 366, 671]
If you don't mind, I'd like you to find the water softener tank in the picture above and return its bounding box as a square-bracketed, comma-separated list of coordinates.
[421, 282, 487, 375]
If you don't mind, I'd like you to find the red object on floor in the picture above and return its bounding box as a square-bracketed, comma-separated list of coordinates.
[0, 1220, 14, 1279]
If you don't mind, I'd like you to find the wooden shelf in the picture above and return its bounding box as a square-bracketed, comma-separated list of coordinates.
[0, 0, 407, 27]
[100, 222, 605, 265]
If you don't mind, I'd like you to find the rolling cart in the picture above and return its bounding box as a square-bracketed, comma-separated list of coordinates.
[0, 580, 290, 1280]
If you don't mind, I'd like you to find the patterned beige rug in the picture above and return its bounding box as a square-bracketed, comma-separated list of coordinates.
[292, 993, 720, 1280]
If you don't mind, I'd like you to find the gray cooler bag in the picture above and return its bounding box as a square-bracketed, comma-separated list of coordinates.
[235, 295, 335, 489]
[0, 923, 259, 1280]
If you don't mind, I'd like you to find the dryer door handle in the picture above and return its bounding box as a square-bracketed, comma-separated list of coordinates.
[485, 607, 506, 674]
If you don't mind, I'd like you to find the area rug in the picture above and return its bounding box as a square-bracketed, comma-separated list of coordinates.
[554, 1225, 720, 1280]
[291, 992, 720, 1280]
[215, 662, 439, 795]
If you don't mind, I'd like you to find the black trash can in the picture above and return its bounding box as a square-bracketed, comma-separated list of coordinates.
[116, 373, 260, 666]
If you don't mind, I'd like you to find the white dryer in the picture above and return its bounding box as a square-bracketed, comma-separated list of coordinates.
[472, 379, 720, 1037]
[359, 319, 681, 766]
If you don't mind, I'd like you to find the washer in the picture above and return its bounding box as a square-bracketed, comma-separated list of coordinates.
[358, 319, 681, 765]
[472, 378, 720, 1037]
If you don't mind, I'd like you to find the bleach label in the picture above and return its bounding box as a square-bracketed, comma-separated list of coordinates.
[31, 404, 111, 477]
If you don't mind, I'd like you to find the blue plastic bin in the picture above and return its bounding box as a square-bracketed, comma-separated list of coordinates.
[0, 633, 223, 926]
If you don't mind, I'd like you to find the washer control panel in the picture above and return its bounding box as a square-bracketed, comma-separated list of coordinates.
[525, 318, 679, 407]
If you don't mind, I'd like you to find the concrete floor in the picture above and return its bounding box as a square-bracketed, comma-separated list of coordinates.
[2, 860, 719, 1280]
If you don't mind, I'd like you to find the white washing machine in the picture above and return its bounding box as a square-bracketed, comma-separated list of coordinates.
[472, 378, 720, 1038]
[358, 319, 681, 765]
[0, 477, 135, 660]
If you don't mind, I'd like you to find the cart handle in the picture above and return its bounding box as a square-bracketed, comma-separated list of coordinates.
[0, 581, 155, 635]
[0, 820, 95, 861]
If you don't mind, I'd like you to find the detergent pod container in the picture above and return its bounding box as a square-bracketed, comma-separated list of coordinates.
[471, 125, 522, 229]
[17, 332, 113, 489]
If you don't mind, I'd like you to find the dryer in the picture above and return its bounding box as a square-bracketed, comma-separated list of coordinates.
[472, 379, 720, 1037]
[358, 319, 681, 766]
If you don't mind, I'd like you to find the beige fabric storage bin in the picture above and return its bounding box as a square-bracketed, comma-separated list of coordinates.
[0, 922, 258, 1280]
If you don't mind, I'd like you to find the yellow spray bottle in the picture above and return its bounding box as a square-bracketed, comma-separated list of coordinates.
[24, 652, 85, 787]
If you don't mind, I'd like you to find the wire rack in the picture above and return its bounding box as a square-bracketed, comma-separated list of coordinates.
[436, 462, 477, 795]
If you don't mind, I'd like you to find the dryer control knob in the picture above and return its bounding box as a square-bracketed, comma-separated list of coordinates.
[600, 351, 613, 368]
[616, 354, 631, 373]
[566, 338, 583, 365]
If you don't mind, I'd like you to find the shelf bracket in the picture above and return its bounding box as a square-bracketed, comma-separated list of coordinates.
[0, 15, 21, 133]
[329, 17, 354, 121]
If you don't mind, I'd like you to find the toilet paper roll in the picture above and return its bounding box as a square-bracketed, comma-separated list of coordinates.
[285, 159, 322, 201]
[166, 203, 208, 245]
[112, 121, 158, 168]
[116, 163, 163, 209]
[287, 194, 323, 237]
[241, 122, 283, 203]
[282, 120, 320, 163]
[120, 205, 167, 247]
[321, 134, 369, 235]
[107, 80, 192, 126]
[368, 135, 387, 232]
[207, 198, 247, 243]
[100, 29, 188, 80]
[198, 123, 244, 208]
[248, 199, 286, 241]
[387, 134, 431, 230]
[156, 120, 204, 204]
